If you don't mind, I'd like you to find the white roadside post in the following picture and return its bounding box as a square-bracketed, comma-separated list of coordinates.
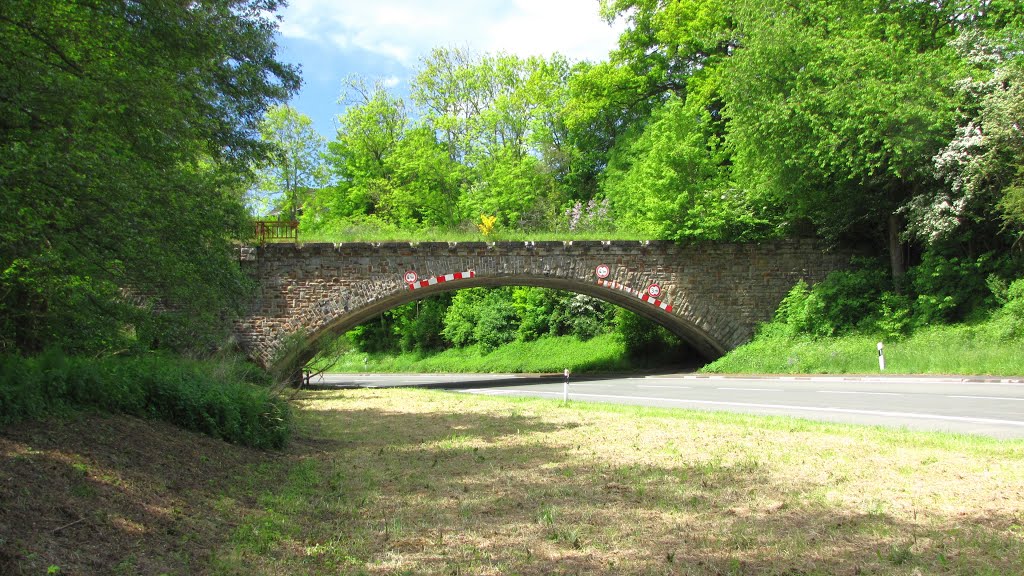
[563, 368, 570, 402]
[877, 342, 885, 371]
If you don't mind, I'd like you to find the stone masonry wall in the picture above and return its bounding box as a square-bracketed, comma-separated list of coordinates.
[235, 239, 854, 369]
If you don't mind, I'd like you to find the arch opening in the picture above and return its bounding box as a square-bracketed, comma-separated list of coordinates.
[274, 276, 728, 375]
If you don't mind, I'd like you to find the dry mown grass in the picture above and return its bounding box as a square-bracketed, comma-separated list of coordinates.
[229, 389, 1024, 575]
[3, 388, 1024, 575]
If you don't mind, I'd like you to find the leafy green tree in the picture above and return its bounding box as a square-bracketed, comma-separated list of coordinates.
[441, 288, 488, 347]
[313, 77, 468, 230]
[597, 0, 737, 107]
[388, 126, 465, 227]
[601, 95, 776, 240]
[576, 0, 751, 239]
[253, 104, 328, 219]
[0, 0, 298, 354]
[411, 46, 483, 165]
[412, 50, 573, 229]
[724, 0, 965, 280]
[320, 78, 409, 222]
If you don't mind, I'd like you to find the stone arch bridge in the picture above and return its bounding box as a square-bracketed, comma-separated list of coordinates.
[235, 240, 852, 370]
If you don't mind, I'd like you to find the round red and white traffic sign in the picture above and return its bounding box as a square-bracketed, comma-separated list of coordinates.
[647, 283, 662, 297]
[404, 270, 418, 284]
[595, 264, 610, 279]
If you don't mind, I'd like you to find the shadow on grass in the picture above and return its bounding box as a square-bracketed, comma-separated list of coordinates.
[283, 394, 1024, 575]
[2, 395, 1021, 575]
[0, 412, 277, 576]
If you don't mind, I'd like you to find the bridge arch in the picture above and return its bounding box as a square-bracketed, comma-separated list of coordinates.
[234, 240, 853, 372]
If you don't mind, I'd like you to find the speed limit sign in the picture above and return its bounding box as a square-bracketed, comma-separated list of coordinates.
[595, 264, 610, 279]
[404, 270, 418, 284]
[648, 283, 662, 297]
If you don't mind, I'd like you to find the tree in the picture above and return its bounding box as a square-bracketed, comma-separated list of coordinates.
[254, 104, 328, 219]
[313, 77, 468, 229]
[912, 29, 1024, 247]
[0, 0, 299, 354]
[319, 78, 408, 222]
[723, 0, 966, 280]
[597, 0, 737, 105]
[411, 50, 573, 229]
[601, 94, 777, 240]
[569, 0, 748, 238]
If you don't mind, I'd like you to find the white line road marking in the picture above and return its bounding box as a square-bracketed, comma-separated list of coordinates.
[637, 385, 692, 389]
[459, 389, 1024, 427]
[818, 390, 905, 396]
[719, 387, 783, 392]
[948, 395, 1024, 401]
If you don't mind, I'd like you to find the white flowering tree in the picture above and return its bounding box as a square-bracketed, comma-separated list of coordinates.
[907, 32, 1024, 245]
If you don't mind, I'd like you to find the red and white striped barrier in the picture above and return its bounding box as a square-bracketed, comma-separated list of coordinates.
[407, 270, 475, 290]
[597, 279, 673, 312]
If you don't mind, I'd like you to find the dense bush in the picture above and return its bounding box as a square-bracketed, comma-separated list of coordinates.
[512, 287, 558, 341]
[442, 289, 487, 347]
[906, 250, 1014, 325]
[397, 296, 450, 352]
[990, 277, 1024, 339]
[770, 263, 889, 337]
[348, 295, 452, 354]
[0, 352, 290, 449]
[474, 300, 519, 353]
[766, 251, 1023, 341]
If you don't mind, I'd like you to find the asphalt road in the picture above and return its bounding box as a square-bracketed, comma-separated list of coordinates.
[312, 372, 1024, 439]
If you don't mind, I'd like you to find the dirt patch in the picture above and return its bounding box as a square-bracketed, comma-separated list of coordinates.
[0, 412, 275, 575]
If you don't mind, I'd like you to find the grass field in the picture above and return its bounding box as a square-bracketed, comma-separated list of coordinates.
[5, 388, 1023, 575]
[703, 323, 1024, 376]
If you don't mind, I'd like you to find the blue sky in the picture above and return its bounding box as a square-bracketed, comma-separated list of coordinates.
[273, 0, 626, 137]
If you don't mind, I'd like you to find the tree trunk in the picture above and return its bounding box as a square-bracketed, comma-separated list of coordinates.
[888, 212, 906, 285]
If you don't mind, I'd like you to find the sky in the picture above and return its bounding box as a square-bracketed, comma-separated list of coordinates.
[273, 0, 626, 137]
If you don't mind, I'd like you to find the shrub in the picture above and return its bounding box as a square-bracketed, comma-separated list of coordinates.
[397, 295, 450, 352]
[772, 263, 888, 337]
[908, 249, 1017, 325]
[474, 302, 518, 353]
[875, 292, 913, 340]
[442, 288, 487, 347]
[991, 277, 1024, 339]
[0, 353, 290, 449]
[513, 287, 557, 341]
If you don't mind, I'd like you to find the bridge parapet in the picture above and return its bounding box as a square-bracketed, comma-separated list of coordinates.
[234, 240, 854, 369]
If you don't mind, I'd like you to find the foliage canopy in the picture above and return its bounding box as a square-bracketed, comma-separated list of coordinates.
[0, 0, 298, 355]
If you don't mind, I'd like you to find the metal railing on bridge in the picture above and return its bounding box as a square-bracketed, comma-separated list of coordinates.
[253, 220, 299, 244]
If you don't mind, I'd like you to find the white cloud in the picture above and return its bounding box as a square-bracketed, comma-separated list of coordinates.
[278, 0, 623, 67]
